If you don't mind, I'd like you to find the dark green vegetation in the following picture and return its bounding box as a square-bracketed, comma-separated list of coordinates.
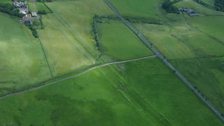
[215, 0, 224, 11]
[0, 3, 22, 17]
[0, 0, 224, 125]
[162, 0, 180, 14]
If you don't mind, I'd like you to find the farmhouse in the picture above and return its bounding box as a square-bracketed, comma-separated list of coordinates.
[12, 0, 40, 25]
[13, 0, 29, 15]
[21, 14, 32, 25]
[18, 7, 28, 15]
[13, 0, 27, 8]
[31, 11, 38, 17]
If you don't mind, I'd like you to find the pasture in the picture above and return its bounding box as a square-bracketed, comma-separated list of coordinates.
[0, 58, 222, 126]
[99, 21, 152, 60]
[37, 0, 113, 75]
[136, 2, 224, 117]
[110, 0, 163, 19]
[0, 0, 223, 125]
[0, 13, 51, 95]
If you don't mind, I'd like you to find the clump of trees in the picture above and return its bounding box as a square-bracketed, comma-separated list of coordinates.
[214, 0, 224, 11]
[25, 20, 42, 38]
[37, 10, 47, 15]
[27, 25, 39, 38]
[0, 3, 23, 17]
[162, 0, 180, 14]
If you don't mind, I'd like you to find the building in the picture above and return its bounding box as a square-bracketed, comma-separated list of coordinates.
[31, 12, 38, 17]
[22, 14, 32, 25]
[19, 7, 28, 15]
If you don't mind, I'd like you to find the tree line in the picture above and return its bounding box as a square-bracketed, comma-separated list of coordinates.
[0, 3, 23, 17]
[214, 0, 224, 11]
[162, 0, 180, 14]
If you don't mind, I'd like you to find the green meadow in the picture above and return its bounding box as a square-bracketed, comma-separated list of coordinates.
[110, 0, 163, 19]
[0, 13, 51, 95]
[99, 21, 152, 60]
[37, 0, 113, 75]
[0, 58, 222, 126]
[28, 1, 51, 13]
[136, 0, 224, 117]
[0, 0, 224, 125]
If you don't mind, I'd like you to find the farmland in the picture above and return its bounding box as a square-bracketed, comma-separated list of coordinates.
[98, 20, 152, 60]
[0, 0, 224, 125]
[0, 13, 51, 94]
[0, 58, 223, 125]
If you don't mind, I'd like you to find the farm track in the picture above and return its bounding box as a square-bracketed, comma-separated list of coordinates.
[0, 55, 156, 100]
[104, 0, 224, 122]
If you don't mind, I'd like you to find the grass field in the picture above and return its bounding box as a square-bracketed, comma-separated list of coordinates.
[136, 23, 196, 59]
[0, 13, 51, 94]
[98, 21, 152, 60]
[28, 1, 51, 13]
[137, 18, 224, 59]
[202, 0, 215, 6]
[37, 0, 113, 75]
[188, 16, 224, 42]
[0, 0, 224, 125]
[171, 57, 224, 112]
[0, 58, 222, 126]
[110, 0, 163, 19]
[134, 0, 224, 117]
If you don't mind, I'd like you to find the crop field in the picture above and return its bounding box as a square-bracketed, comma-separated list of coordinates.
[0, 0, 224, 125]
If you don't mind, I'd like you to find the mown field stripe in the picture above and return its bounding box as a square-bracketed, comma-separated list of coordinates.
[104, 0, 224, 123]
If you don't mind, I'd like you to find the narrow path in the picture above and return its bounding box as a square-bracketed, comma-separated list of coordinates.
[0, 55, 155, 100]
[104, 0, 224, 122]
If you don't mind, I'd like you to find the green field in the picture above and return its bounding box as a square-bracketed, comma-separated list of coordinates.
[0, 13, 51, 95]
[99, 21, 152, 60]
[0, 58, 222, 126]
[110, 0, 163, 19]
[0, 0, 224, 125]
[37, 0, 113, 75]
[135, 0, 224, 117]
[171, 57, 224, 112]
[203, 0, 215, 6]
[28, 1, 51, 13]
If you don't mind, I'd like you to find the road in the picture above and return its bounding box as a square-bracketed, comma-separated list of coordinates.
[0, 55, 155, 100]
[103, 0, 224, 122]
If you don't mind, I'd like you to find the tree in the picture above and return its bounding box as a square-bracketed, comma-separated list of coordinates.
[214, 0, 224, 11]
